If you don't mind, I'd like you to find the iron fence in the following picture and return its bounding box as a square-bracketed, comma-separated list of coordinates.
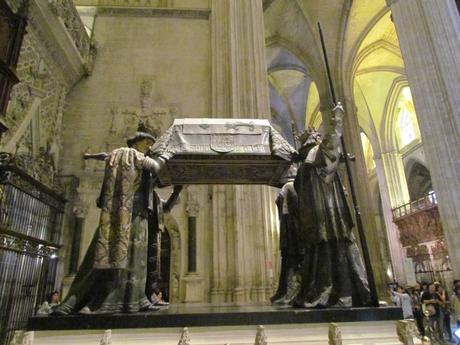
[0, 165, 65, 345]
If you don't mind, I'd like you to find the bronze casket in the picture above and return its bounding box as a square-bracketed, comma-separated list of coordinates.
[151, 118, 296, 186]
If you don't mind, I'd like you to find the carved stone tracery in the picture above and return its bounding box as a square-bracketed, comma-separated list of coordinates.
[393, 195, 451, 275]
[0, 233, 59, 257]
[106, 77, 177, 150]
[394, 207, 442, 247]
[48, 0, 91, 60]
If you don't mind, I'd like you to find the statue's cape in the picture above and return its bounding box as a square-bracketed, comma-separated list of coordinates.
[294, 143, 354, 247]
[93, 148, 146, 269]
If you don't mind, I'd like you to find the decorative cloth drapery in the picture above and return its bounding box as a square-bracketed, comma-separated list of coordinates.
[150, 118, 297, 186]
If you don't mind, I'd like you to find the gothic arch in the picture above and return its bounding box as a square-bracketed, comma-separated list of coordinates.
[266, 45, 309, 75]
[351, 39, 402, 79]
[354, 83, 381, 158]
[406, 161, 433, 201]
[309, 103, 321, 128]
[344, 6, 390, 90]
[381, 77, 409, 152]
[266, 42, 314, 138]
[266, 36, 329, 107]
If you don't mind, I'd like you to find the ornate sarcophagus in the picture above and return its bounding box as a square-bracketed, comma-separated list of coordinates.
[150, 118, 296, 186]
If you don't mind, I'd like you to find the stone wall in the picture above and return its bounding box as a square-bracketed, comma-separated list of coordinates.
[0, 0, 91, 294]
[60, 8, 212, 302]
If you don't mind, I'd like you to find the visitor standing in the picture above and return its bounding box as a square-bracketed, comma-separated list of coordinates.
[390, 285, 414, 319]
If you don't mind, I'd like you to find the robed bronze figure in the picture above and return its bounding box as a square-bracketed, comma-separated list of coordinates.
[270, 166, 303, 305]
[54, 129, 180, 315]
[292, 104, 370, 308]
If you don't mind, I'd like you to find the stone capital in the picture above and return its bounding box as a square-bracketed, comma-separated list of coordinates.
[186, 201, 200, 216]
[185, 186, 200, 216]
[72, 200, 89, 218]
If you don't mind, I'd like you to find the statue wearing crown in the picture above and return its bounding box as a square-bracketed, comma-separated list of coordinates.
[291, 104, 371, 308]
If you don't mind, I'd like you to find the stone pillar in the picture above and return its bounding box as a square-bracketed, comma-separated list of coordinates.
[374, 152, 410, 283]
[61, 199, 89, 297]
[387, 0, 460, 276]
[183, 189, 204, 303]
[340, 95, 390, 295]
[210, 185, 231, 303]
[381, 152, 410, 207]
[210, 0, 276, 303]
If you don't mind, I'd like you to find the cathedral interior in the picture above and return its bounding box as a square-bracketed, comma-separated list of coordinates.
[1, 0, 460, 344]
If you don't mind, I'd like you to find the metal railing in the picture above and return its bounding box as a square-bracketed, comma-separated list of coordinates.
[392, 191, 437, 220]
[0, 164, 65, 345]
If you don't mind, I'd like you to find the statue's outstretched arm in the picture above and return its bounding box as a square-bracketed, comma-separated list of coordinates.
[321, 102, 344, 163]
[163, 185, 183, 213]
[142, 156, 167, 174]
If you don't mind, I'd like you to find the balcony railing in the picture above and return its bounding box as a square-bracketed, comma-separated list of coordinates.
[392, 191, 437, 220]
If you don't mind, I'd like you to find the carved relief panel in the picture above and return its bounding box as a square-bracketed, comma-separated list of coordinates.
[0, 0, 27, 134]
[106, 77, 178, 148]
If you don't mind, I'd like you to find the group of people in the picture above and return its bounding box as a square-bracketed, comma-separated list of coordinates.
[389, 280, 460, 341]
[270, 103, 371, 308]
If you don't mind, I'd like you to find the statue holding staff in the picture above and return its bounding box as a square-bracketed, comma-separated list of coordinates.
[292, 104, 370, 308]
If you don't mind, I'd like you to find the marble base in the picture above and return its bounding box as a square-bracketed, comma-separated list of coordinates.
[30, 321, 411, 345]
[28, 304, 402, 331]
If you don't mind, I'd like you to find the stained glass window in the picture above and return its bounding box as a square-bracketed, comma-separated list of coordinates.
[396, 87, 421, 149]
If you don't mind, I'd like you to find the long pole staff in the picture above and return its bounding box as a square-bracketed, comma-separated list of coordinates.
[317, 22, 379, 307]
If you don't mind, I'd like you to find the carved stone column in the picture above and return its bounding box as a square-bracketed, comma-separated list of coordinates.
[210, 185, 230, 303]
[61, 197, 89, 297]
[387, 0, 460, 276]
[210, 0, 275, 303]
[374, 152, 410, 283]
[183, 188, 203, 302]
[70, 199, 88, 270]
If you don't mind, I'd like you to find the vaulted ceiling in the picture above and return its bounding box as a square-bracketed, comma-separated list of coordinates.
[264, 0, 410, 155]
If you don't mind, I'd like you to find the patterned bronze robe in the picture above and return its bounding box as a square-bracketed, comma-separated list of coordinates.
[55, 148, 166, 314]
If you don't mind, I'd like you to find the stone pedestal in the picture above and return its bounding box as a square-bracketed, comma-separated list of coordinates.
[182, 275, 204, 303]
[387, 0, 460, 277]
[30, 321, 404, 345]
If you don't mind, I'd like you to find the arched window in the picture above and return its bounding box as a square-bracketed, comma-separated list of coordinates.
[407, 162, 433, 201]
[396, 87, 421, 149]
